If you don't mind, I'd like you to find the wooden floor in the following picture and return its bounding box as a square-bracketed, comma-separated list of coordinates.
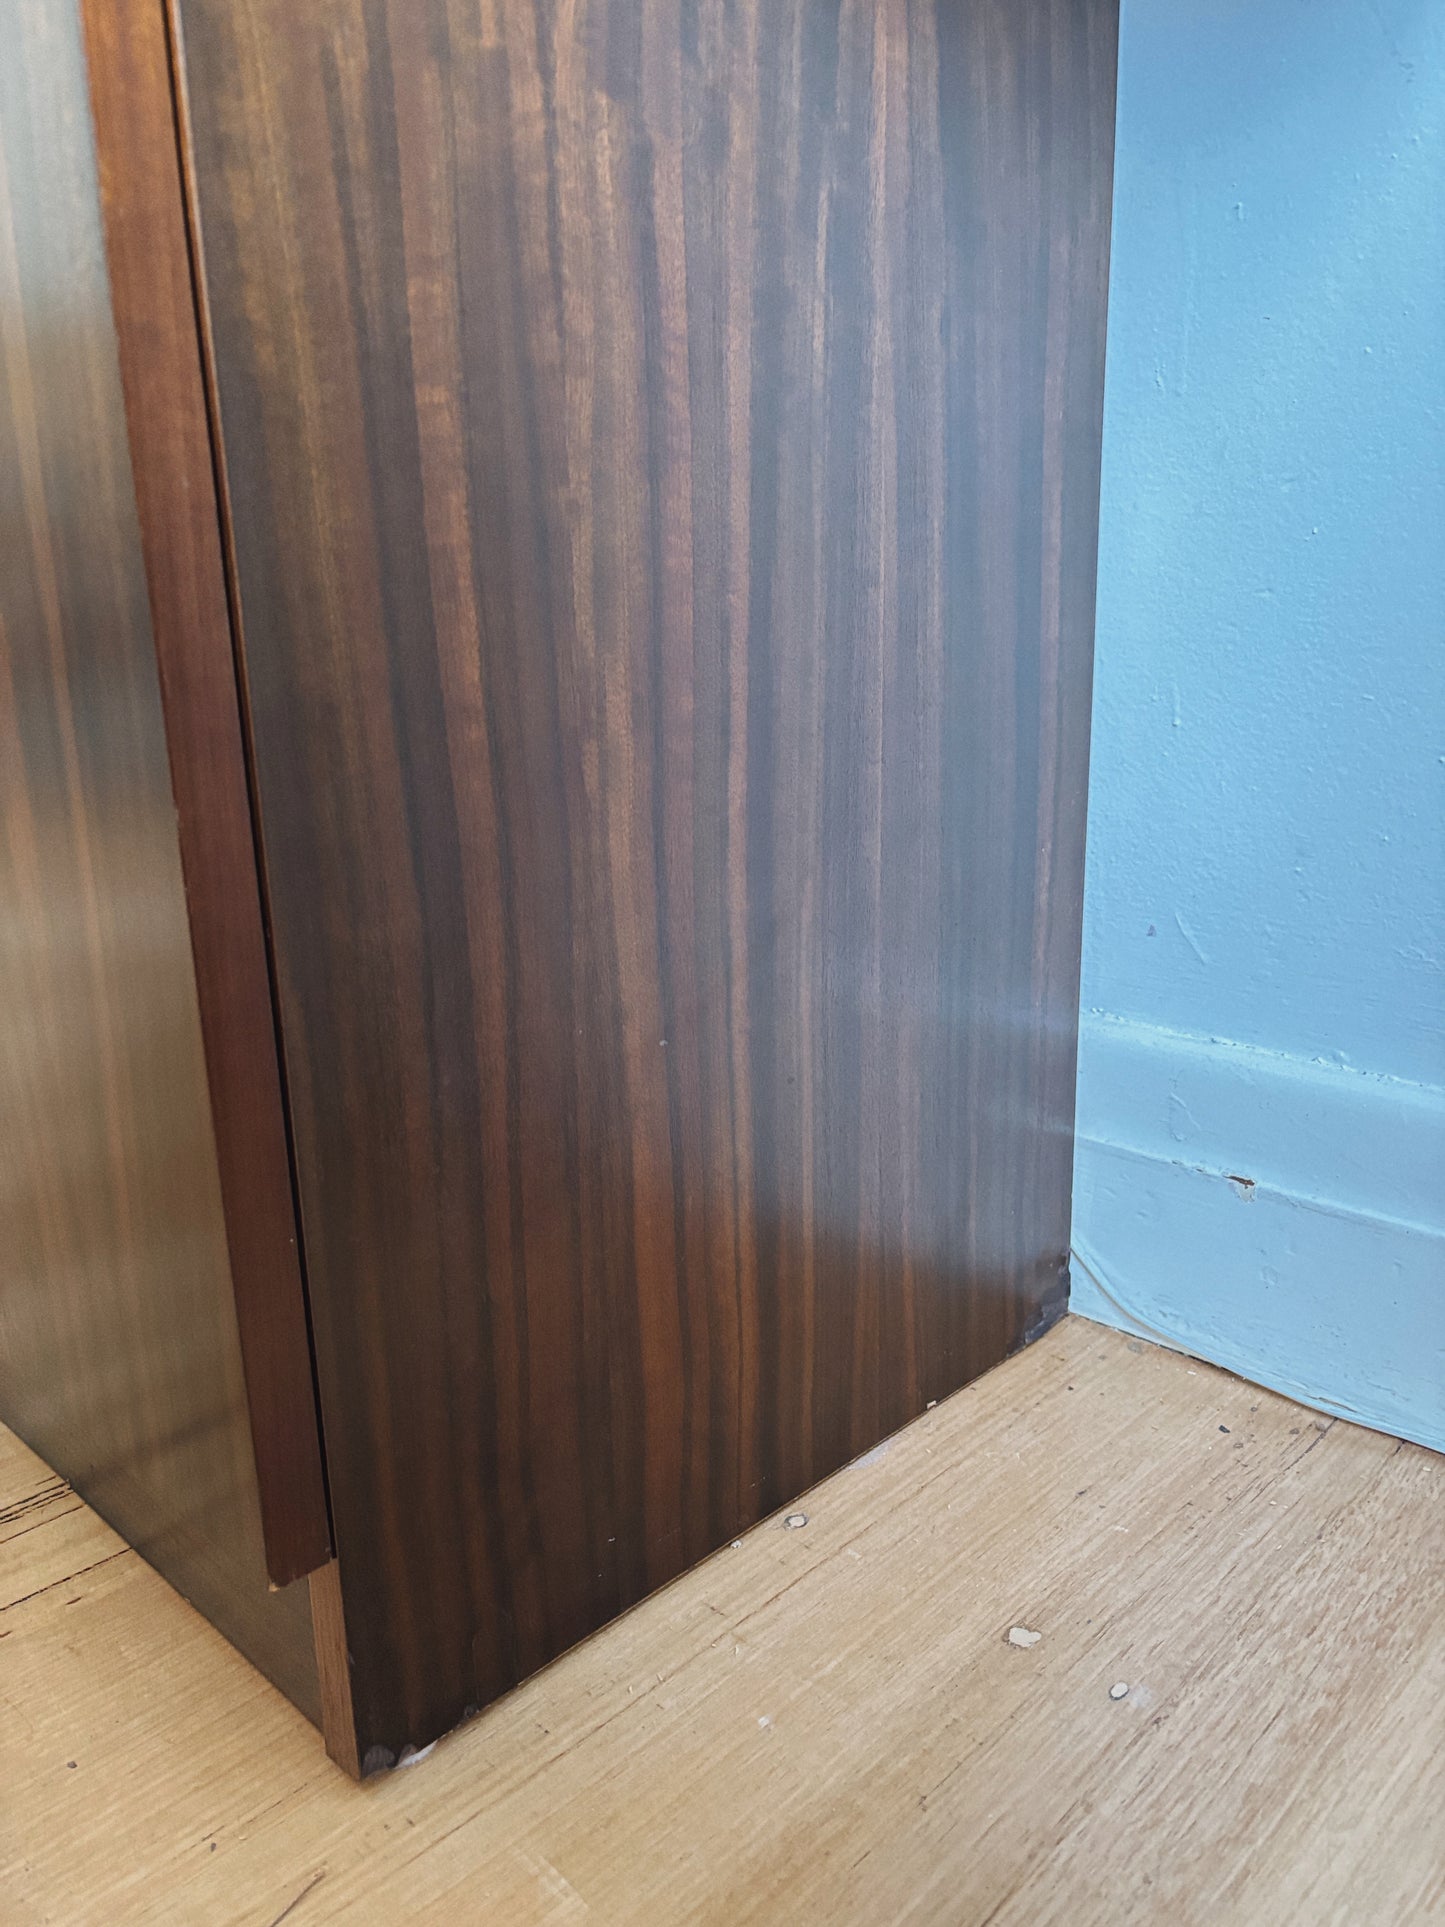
[3, 1319, 1442, 1926]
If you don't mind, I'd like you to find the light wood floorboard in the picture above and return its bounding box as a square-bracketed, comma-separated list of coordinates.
[2, 1317, 1441, 1925]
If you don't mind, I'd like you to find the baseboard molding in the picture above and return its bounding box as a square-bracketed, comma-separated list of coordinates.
[1071, 1014, 1445, 1454]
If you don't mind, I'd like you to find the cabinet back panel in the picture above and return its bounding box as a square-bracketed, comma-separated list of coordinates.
[0, 0, 318, 1719]
[177, 0, 1116, 1758]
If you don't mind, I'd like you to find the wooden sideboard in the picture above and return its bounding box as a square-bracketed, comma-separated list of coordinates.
[0, 0, 1117, 1774]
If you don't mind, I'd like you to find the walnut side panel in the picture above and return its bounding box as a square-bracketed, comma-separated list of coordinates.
[176, 0, 1117, 1759]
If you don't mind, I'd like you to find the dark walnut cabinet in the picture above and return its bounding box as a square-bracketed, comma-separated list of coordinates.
[1, 0, 1116, 1774]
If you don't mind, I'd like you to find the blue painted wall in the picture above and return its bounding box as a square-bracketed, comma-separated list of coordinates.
[1073, 0, 1445, 1449]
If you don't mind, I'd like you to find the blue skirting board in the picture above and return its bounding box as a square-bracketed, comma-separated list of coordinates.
[1071, 1014, 1445, 1456]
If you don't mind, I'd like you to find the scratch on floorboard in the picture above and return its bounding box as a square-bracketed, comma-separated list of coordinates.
[266, 1868, 326, 1926]
[1, 1549, 131, 1614]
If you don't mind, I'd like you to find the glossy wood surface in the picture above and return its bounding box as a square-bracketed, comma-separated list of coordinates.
[177, 0, 1117, 1761]
[0, 0, 319, 1718]
[79, 0, 331, 1589]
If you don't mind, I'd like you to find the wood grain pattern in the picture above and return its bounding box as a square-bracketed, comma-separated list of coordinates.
[176, 0, 1117, 1760]
[309, 1557, 363, 1778]
[7, 1322, 1445, 1923]
[78, 0, 331, 1590]
[0, 0, 319, 1719]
